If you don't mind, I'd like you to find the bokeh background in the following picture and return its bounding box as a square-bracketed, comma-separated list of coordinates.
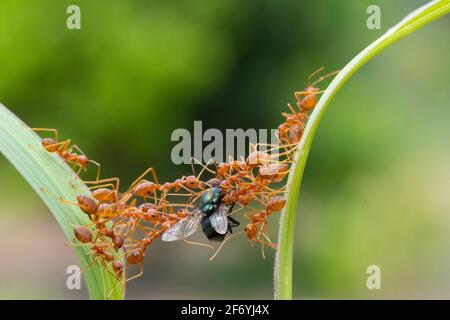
[0, 0, 449, 299]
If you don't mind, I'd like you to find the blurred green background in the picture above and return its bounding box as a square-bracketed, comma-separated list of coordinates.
[0, 0, 449, 299]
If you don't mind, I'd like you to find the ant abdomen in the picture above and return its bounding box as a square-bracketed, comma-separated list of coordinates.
[267, 196, 286, 212]
[73, 226, 93, 243]
[133, 180, 158, 197]
[76, 195, 98, 216]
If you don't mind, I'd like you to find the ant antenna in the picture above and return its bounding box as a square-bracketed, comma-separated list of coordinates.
[213, 159, 219, 174]
[307, 67, 325, 86]
[183, 239, 214, 250]
[311, 70, 340, 87]
[190, 157, 197, 177]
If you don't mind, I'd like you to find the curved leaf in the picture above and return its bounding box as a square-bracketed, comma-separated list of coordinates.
[0, 103, 124, 300]
[274, 0, 450, 300]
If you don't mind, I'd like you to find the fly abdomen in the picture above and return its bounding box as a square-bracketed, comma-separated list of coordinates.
[201, 215, 226, 242]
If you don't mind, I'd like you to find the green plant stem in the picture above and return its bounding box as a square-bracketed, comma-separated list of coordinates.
[274, 0, 450, 300]
[0, 103, 124, 299]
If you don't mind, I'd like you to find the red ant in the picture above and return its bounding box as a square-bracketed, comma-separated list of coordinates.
[32, 128, 101, 180]
[294, 67, 339, 112]
[278, 67, 339, 145]
[243, 196, 286, 258]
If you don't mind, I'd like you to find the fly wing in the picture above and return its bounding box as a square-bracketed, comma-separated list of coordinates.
[209, 203, 230, 235]
[162, 209, 203, 241]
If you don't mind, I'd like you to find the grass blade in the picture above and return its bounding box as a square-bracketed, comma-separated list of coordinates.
[274, 0, 450, 300]
[0, 103, 124, 299]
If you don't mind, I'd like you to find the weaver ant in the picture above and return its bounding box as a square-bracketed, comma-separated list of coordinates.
[32, 128, 101, 180]
[242, 196, 286, 258]
[279, 67, 339, 145]
[294, 67, 339, 112]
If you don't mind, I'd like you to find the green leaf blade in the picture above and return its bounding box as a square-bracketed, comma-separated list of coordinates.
[0, 103, 124, 300]
[274, 0, 450, 300]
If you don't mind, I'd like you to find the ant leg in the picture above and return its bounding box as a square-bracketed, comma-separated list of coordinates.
[184, 189, 205, 206]
[248, 143, 257, 154]
[126, 263, 144, 283]
[250, 190, 287, 204]
[243, 210, 265, 223]
[88, 160, 102, 181]
[311, 70, 340, 87]
[271, 147, 299, 159]
[260, 237, 266, 259]
[183, 239, 214, 250]
[208, 231, 245, 261]
[66, 144, 86, 156]
[30, 128, 59, 141]
[88, 183, 116, 191]
[72, 161, 83, 177]
[252, 142, 299, 155]
[42, 139, 72, 153]
[212, 159, 219, 175]
[66, 144, 102, 182]
[126, 167, 159, 193]
[40, 187, 81, 206]
[287, 103, 309, 124]
[79, 254, 100, 274]
[84, 177, 120, 208]
[294, 89, 325, 101]
[88, 183, 117, 196]
[107, 278, 125, 300]
[261, 222, 277, 249]
[191, 157, 216, 179]
[124, 167, 160, 206]
[164, 193, 195, 198]
[156, 191, 169, 215]
[173, 184, 199, 196]
[164, 203, 195, 209]
[190, 157, 197, 177]
[84, 177, 120, 193]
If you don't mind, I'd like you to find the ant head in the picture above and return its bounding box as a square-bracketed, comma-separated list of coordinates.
[217, 163, 230, 177]
[114, 235, 124, 249]
[176, 208, 189, 217]
[113, 261, 124, 270]
[185, 175, 199, 188]
[206, 178, 221, 187]
[113, 261, 124, 277]
[244, 224, 257, 237]
[77, 155, 88, 167]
